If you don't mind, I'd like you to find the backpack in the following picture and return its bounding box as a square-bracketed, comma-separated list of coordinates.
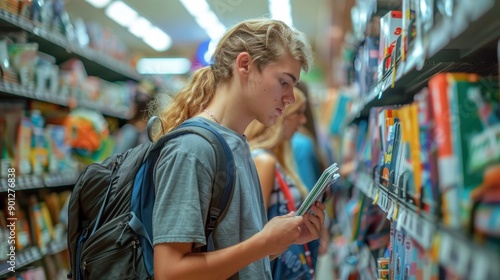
[67, 118, 236, 279]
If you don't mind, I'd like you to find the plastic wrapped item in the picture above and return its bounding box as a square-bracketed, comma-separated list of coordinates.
[63, 108, 111, 163]
[8, 42, 39, 87]
[377, 11, 402, 81]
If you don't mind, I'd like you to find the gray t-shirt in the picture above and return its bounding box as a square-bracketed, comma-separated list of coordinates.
[153, 117, 272, 279]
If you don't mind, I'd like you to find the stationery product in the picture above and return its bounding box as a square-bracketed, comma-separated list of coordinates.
[295, 163, 340, 216]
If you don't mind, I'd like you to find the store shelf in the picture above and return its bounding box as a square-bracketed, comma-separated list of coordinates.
[346, 0, 500, 125]
[0, 10, 142, 82]
[43, 172, 80, 188]
[355, 171, 500, 280]
[0, 247, 42, 276]
[0, 170, 79, 193]
[0, 81, 132, 119]
[0, 240, 67, 277]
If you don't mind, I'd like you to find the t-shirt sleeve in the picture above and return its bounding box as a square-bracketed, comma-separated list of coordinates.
[152, 135, 215, 247]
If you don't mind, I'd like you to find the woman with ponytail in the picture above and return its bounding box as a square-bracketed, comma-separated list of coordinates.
[246, 87, 320, 279]
[152, 18, 325, 280]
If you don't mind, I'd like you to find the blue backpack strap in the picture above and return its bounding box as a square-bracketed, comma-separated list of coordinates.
[130, 118, 235, 277]
[180, 120, 236, 237]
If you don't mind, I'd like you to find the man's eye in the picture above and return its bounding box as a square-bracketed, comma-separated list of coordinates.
[280, 80, 288, 86]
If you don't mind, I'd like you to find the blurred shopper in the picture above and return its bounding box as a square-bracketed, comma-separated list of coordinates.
[113, 81, 155, 154]
[246, 87, 320, 280]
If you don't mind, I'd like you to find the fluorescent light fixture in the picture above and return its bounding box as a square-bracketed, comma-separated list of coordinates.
[142, 27, 172, 52]
[179, 0, 211, 18]
[105, 1, 138, 27]
[194, 13, 226, 40]
[102, 0, 172, 52]
[84, 0, 112, 9]
[204, 39, 219, 63]
[128, 17, 152, 38]
[268, 0, 293, 27]
[179, 0, 226, 40]
[137, 58, 191, 74]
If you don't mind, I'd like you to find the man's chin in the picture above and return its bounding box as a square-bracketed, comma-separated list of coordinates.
[264, 117, 279, 127]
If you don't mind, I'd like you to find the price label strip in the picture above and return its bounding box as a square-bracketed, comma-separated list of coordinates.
[295, 163, 340, 216]
[368, 181, 375, 200]
[387, 200, 395, 221]
[396, 207, 406, 232]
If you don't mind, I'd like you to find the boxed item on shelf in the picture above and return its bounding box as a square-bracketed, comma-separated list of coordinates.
[30, 110, 48, 175]
[377, 11, 402, 81]
[0, 103, 23, 177]
[0, 40, 17, 83]
[416, 0, 435, 36]
[35, 52, 59, 96]
[29, 196, 55, 252]
[414, 88, 439, 214]
[8, 43, 39, 88]
[364, 36, 380, 91]
[401, 0, 417, 61]
[0, 0, 18, 15]
[16, 116, 33, 175]
[0, 210, 9, 258]
[45, 124, 71, 174]
[429, 73, 500, 229]
[14, 208, 33, 250]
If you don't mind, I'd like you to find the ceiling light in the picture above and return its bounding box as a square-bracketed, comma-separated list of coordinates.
[179, 0, 211, 17]
[193, 13, 226, 40]
[179, 0, 226, 40]
[137, 58, 191, 74]
[204, 39, 219, 63]
[128, 17, 152, 38]
[105, 1, 138, 27]
[84, 0, 112, 9]
[268, 0, 294, 27]
[142, 27, 172, 52]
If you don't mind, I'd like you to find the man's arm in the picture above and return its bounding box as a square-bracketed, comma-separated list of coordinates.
[154, 214, 304, 280]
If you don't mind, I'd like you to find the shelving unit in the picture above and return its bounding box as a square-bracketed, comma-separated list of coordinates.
[0, 239, 68, 276]
[0, 10, 142, 82]
[331, 0, 500, 279]
[355, 171, 500, 280]
[0, 81, 132, 119]
[345, 0, 500, 125]
[0, 8, 137, 278]
[0, 247, 42, 276]
[0, 171, 79, 193]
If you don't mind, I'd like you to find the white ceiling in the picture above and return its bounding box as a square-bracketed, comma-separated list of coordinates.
[65, 0, 332, 61]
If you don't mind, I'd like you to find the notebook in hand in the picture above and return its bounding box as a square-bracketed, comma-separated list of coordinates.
[295, 163, 340, 216]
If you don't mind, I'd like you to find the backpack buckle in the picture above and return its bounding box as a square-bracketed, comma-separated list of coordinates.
[206, 207, 221, 231]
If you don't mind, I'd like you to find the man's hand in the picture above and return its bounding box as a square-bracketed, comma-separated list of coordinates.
[259, 213, 304, 256]
[295, 201, 326, 244]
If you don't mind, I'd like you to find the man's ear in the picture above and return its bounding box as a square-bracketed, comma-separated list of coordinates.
[235, 52, 252, 77]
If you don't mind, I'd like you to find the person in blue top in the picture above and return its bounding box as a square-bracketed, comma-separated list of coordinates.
[290, 82, 326, 191]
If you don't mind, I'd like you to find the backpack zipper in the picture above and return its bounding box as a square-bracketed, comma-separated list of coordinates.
[81, 239, 137, 274]
[132, 240, 137, 276]
[76, 227, 88, 280]
[90, 157, 121, 236]
[115, 222, 128, 247]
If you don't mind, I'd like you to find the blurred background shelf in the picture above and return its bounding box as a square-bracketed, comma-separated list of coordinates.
[345, 0, 500, 125]
[355, 171, 500, 280]
[0, 10, 142, 82]
[0, 81, 132, 119]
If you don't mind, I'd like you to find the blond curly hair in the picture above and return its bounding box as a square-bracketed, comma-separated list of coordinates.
[152, 18, 313, 139]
